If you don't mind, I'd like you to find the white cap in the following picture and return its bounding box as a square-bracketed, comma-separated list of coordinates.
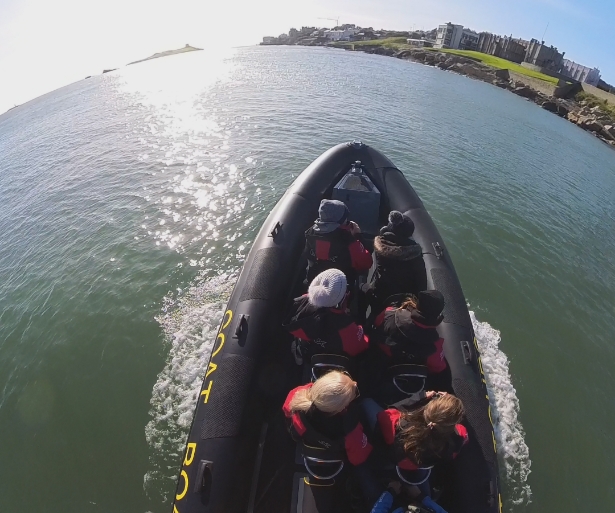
[308, 269, 348, 308]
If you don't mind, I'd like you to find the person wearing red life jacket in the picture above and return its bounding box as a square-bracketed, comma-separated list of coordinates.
[360, 392, 468, 511]
[373, 290, 447, 375]
[304, 199, 373, 286]
[283, 269, 369, 364]
[282, 370, 373, 469]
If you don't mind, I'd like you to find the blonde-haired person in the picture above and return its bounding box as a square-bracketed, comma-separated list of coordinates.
[282, 370, 373, 468]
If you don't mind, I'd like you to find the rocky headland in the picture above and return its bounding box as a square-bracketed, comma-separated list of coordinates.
[340, 45, 615, 148]
[127, 44, 203, 66]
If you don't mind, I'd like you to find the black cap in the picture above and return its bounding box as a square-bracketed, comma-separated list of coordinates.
[380, 211, 415, 238]
[416, 290, 445, 324]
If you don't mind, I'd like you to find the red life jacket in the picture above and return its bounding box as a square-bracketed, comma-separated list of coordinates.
[376, 408, 469, 470]
[305, 225, 372, 283]
[283, 295, 369, 357]
[282, 384, 373, 466]
[373, 307, 447, 373]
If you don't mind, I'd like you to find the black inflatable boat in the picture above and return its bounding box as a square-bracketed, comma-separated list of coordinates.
[171, 142, 502, 513]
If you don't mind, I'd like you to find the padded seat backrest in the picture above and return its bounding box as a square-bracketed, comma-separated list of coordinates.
[387, 364, 428, 396]
[310, 354, 352, 381]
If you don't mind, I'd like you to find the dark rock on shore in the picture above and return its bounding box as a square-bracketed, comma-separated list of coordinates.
[512, 86, 538, 100]
[542, 101, 558, 113]
[557, 104, 569, 117]
[579, 117, 605, 133]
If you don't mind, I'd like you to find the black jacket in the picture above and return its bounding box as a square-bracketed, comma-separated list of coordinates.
[283, 295, 369, 357]
[366, 233, 426, 311]
[373, 307, 447, 373]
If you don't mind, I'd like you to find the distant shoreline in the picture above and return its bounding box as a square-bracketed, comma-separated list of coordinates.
[127, 44, 203, 66]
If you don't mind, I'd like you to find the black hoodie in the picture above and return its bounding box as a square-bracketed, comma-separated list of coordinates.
[366, 231, 427, 311]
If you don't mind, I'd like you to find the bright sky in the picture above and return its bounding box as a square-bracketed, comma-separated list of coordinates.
[1, 0, 613, 113]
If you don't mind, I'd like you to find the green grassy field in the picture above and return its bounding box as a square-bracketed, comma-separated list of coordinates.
[333, 39, 560, 86]
[332, 37, 410, 50]
[428, 49, 560, 84]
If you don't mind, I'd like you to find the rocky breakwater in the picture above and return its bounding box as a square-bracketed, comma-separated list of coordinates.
[352, 46, 615, 148]
[565, 103, 615, 147]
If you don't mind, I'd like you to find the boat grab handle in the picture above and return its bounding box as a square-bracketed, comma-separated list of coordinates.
[432, 242, 444, 259]
[460, 340, 472, 365]
[193, 460, 213, 496]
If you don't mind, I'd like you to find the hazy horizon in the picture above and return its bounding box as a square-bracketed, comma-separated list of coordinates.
[1, 0, 613, 114]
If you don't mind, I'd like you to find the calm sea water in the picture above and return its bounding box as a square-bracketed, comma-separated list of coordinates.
[0, 46, 614, 513]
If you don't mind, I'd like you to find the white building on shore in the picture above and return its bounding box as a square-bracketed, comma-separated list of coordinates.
[435, 23, 463, 49]
[323, 28, 358, 41]
[435, 23, 479, 50]
[560, 59, 601, 86]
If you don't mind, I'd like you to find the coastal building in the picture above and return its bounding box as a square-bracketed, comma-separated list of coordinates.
[560, 59, 601, 86]
[406, 38, 433, 48]
[523, 39, 564, 71]
[477, 33, 527, 63]
[323, 28, 357, 41]
[262, 36, 277, 45]
[598, 79, 615, 94]
[459, 29, 479, 51]
[435, 23, 478, 50]
[435, 23, 464, 49]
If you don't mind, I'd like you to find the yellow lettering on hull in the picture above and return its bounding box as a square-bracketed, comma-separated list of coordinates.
[201, 380, 214, 403]
[176, 470, 189, 500]
[206, 361, 217, 378]
[184, 443, 197, 466]
[222, 309, 233, 329]
[211, 333, 225, 358]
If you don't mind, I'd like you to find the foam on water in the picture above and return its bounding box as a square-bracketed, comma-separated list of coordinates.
[470, 311, 532, 507]
[143, 273, 237, 503]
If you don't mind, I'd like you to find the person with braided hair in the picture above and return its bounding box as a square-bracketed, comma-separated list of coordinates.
[376, 393, 468, 494]
[355, 392, 468, 511]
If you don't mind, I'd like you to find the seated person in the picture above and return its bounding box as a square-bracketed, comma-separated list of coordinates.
[370, 488, 447, 513]
[284, 269, 369, 363]
[362, 211, 426, 316]
[372, 291, 447, 375]
[282, 370, 373, 467]
[375, 392, 467, 482]
[359, 392, 467, 511]
[304, 199, 373, 285]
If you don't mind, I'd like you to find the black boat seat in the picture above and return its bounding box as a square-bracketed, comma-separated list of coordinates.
[310, 354, 352, 381]
[290, 443, 347, 513]
[304, 456, 345, 481]
[291, 473, 337, 513]
[387, 364, 428, 396]
[376, 364, 428, 409]
[301, 443, 345, 481]
[396, 465, 433, 485]
[332, 161, 381, 235]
